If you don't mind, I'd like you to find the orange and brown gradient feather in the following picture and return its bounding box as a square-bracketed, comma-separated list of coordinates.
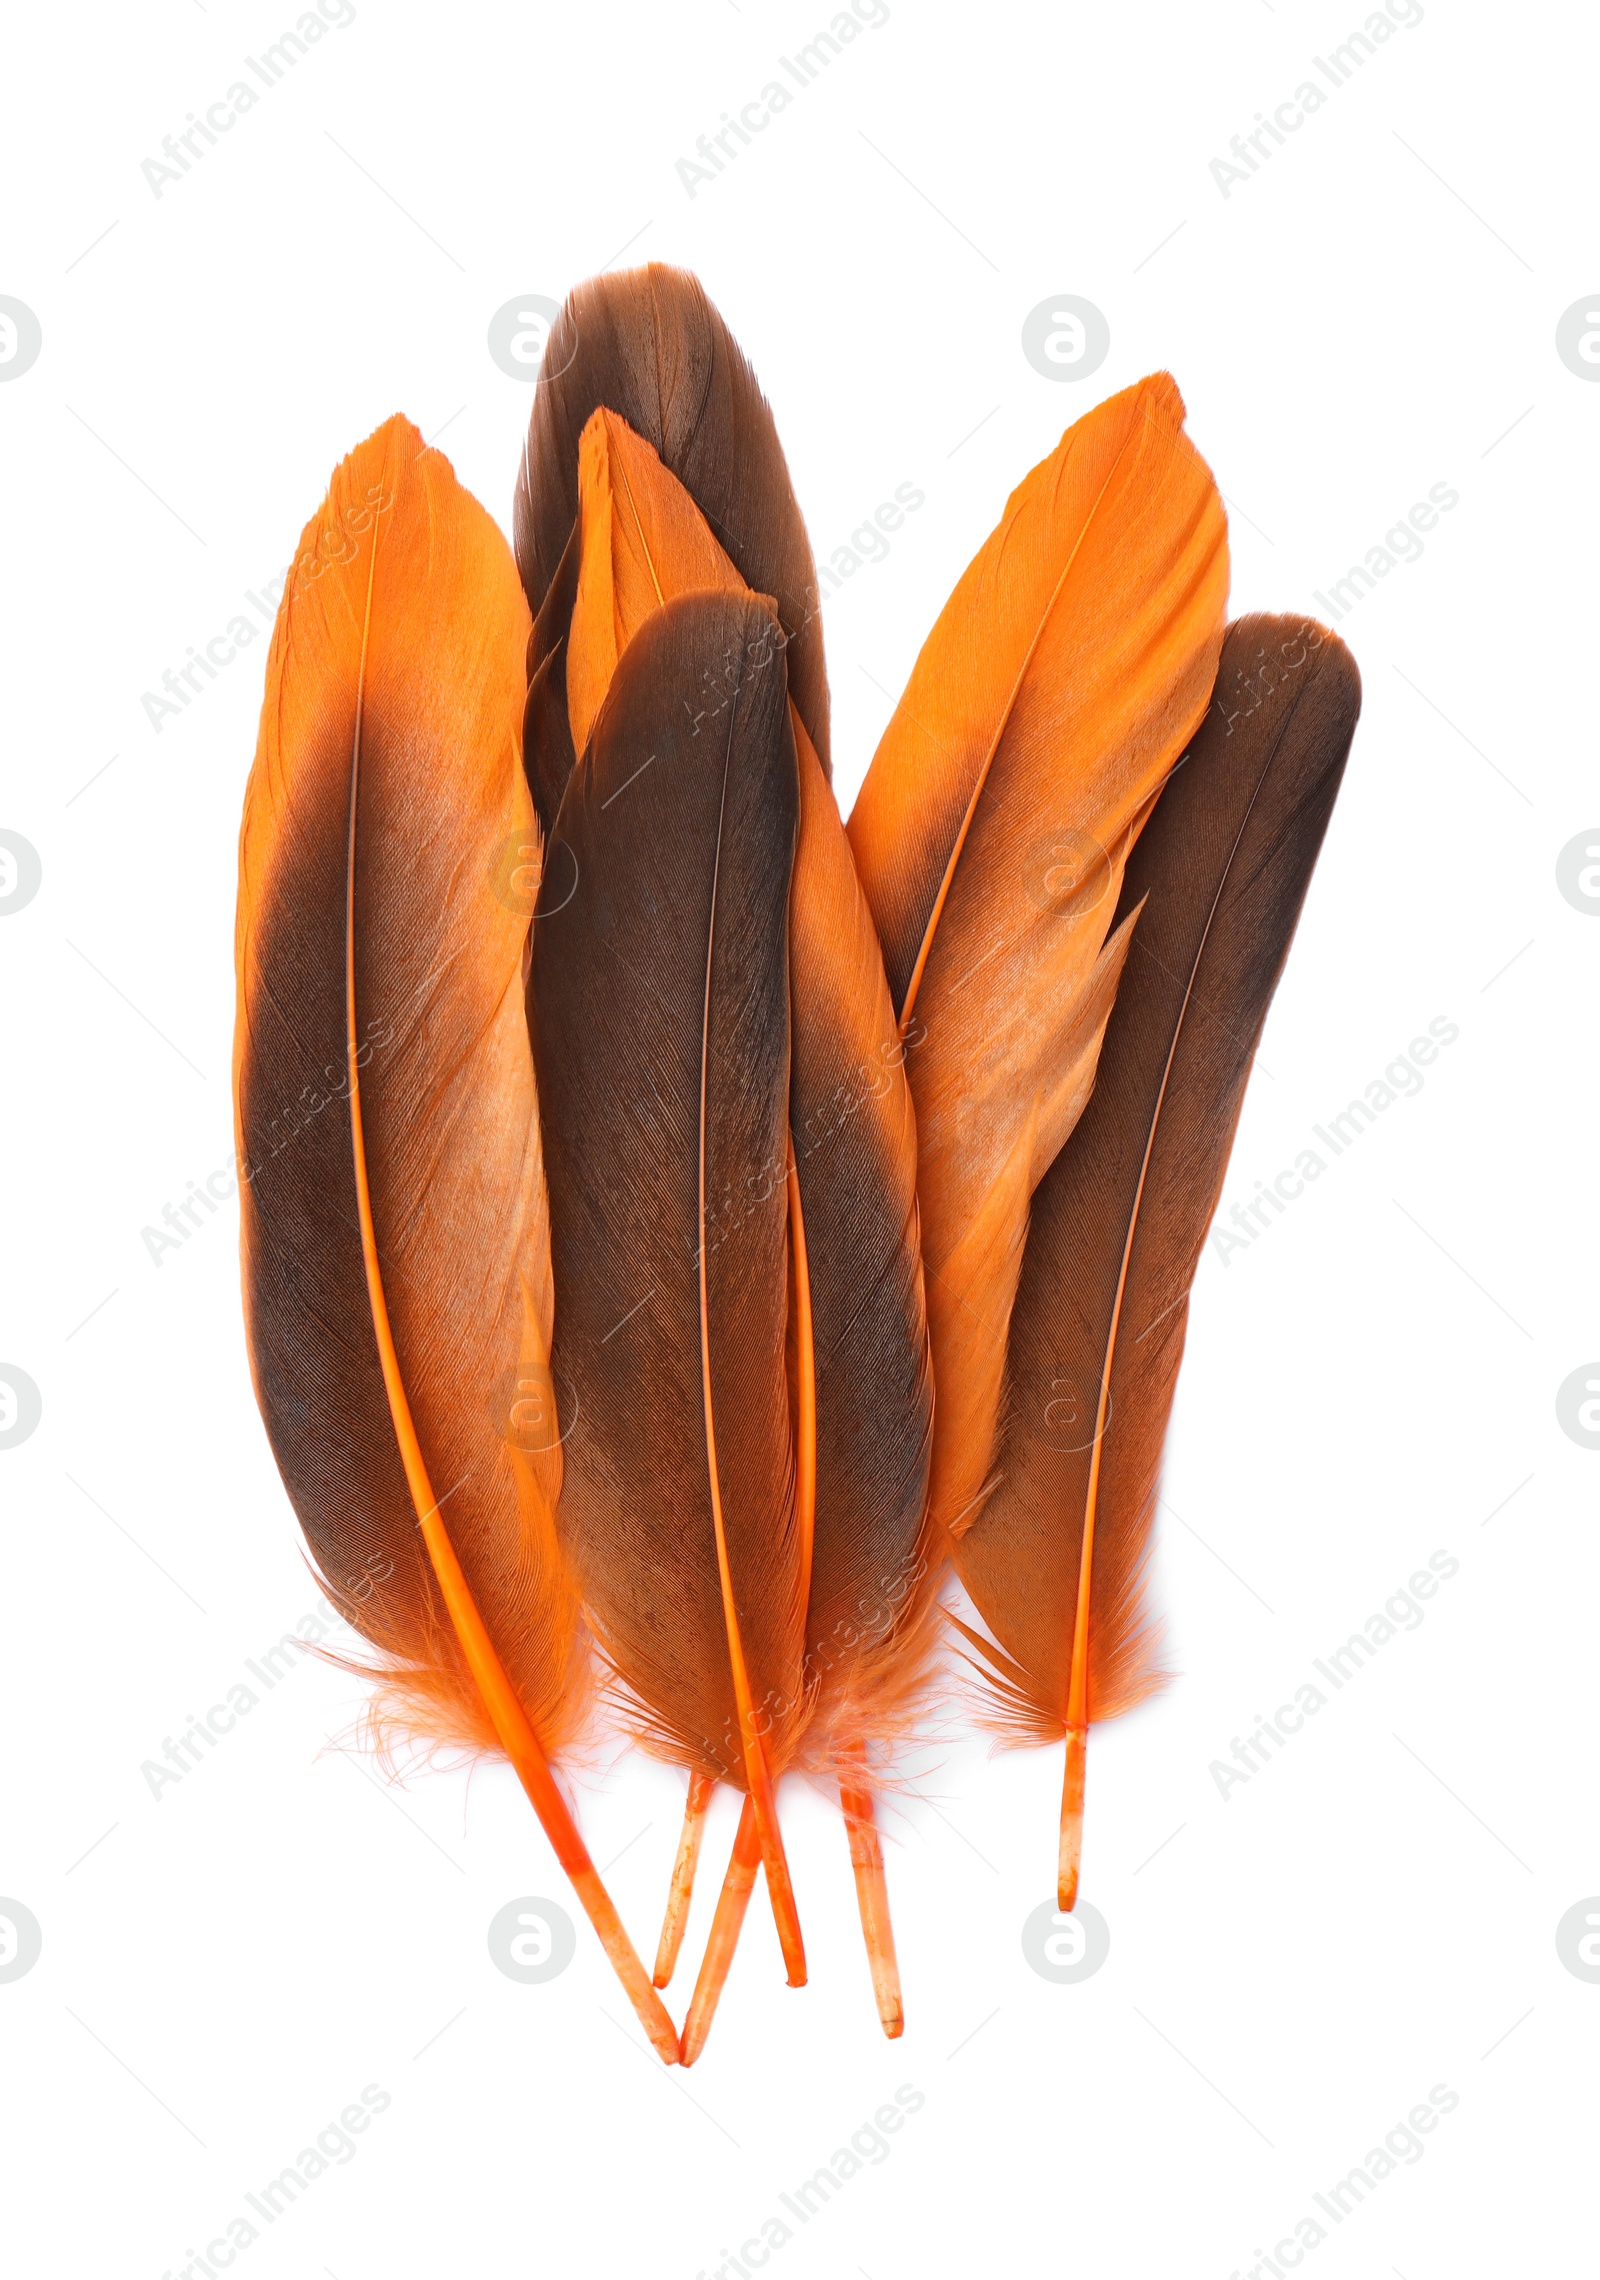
[566, 414, 935, 1771]
[515, 263, 831, 838]
[530, 585, 809, 1980]
[234, 418, 677, 2061]
[954, 616, 1360, 1902]
[557, 416, 933, 2036]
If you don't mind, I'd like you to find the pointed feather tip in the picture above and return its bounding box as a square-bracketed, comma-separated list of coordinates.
[1022, 372, 1193, 503]
[280, 413, 498, 615]
[1131, 368, 1187, 427]
[1051, 368, 1187, 445]
[323, 411, 424, 487]
[310, 412, 519, 540]
[575, 401, 627, 480]
[365, 409, 425, 455]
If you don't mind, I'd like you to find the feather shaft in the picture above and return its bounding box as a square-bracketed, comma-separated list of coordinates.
[696, 823, 807, 1986]
[679, 1798, 761, 2067]
[788, 1153, 818, 1589]
[654, 1771, 715, 1988]
[839, 1754, 903, 2039]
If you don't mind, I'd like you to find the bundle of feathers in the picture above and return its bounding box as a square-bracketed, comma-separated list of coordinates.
[233, 264, 1360, 2065]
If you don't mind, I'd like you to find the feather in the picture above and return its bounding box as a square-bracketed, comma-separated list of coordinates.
[234, 416, 677, 2062]
[954, 613, 1361, 1903]
[565, 406, 748, 761]
[513, 262, 829, 834]
[567, 408, 936, 1756]
[847, 373, 1230, 1553]
[529, 587, 809, 1983]
[554, 415, 934, 2038]
[681, 701, 932, 2055]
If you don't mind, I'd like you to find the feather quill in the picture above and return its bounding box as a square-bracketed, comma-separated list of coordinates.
[234, 416, 676, 2060]
[953, 614, 1361, 1903]
[513, 263, 830, 834]
[847, 373, 1230, 1555]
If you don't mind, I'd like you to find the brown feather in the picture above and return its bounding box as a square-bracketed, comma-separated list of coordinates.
[529, 587, 809, 1976]
[955, 614, 1360, 1892]
[513, 263, 829, 835]
[551, 415, 931, 2026]
[522, 519, 582, 848]
[559, 412, 936, 1777]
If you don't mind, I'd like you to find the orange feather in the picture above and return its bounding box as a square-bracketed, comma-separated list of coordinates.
[847, 374, 1230, 1553]
[234, 417, 676, 2061]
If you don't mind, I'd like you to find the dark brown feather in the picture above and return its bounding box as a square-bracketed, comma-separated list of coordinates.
[529, 588, 807, 1784]
[521, 517, 581, 842]
[512, 263, 829, 835]
[955, 615, 1361, 1739]
[550, 407, 935, 1776]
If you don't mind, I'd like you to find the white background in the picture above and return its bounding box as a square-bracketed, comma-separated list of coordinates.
[1, 1, 1592, 2274]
